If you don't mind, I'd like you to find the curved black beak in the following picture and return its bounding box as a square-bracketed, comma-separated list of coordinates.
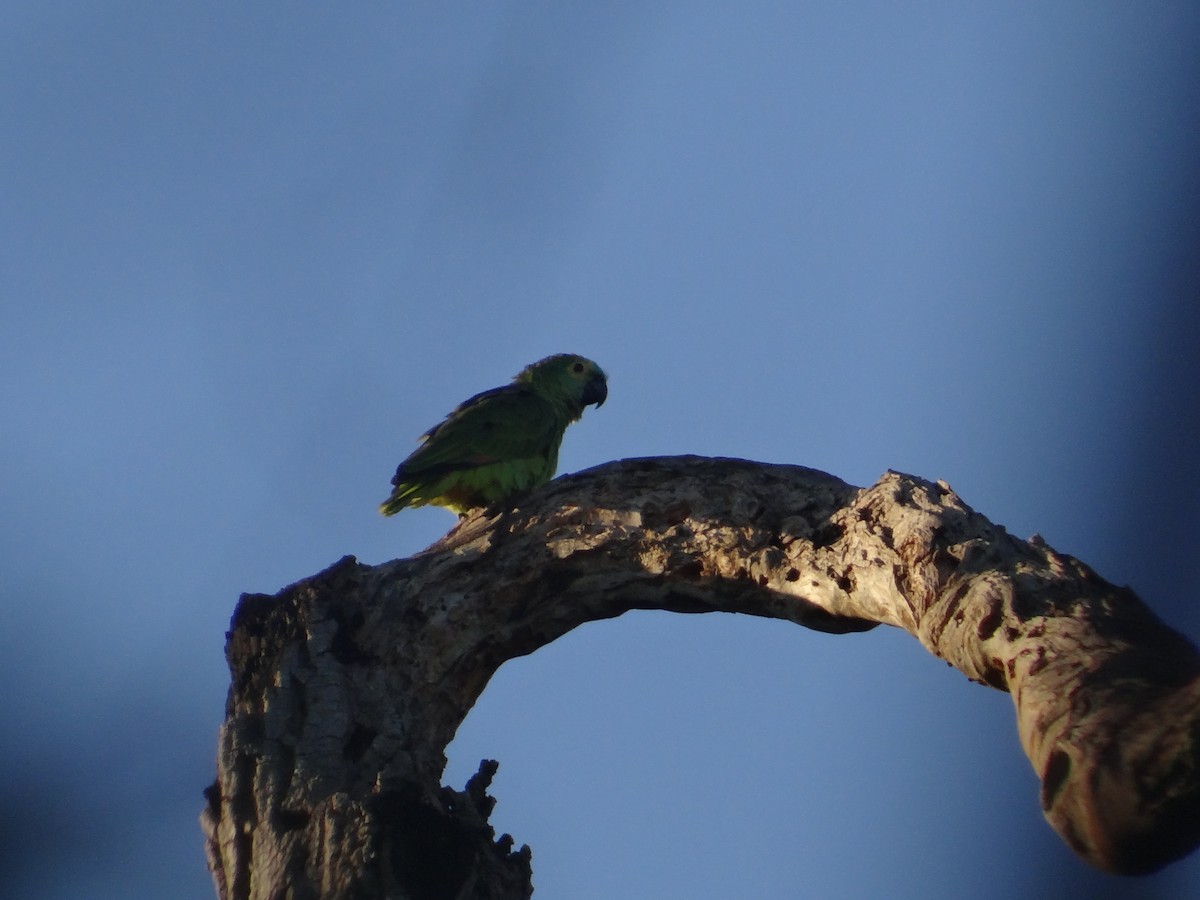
[582, 374, 608, 408]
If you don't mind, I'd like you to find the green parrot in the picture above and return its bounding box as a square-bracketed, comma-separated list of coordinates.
[380, 354, 608, 516]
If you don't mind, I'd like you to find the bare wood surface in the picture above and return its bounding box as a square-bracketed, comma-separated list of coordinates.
[203, 456, 1200, 898]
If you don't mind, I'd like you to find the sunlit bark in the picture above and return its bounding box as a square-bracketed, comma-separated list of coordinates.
[202, 456, 1200, 898]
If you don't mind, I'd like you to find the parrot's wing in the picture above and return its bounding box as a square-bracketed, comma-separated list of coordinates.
[392, 385, 561, 484]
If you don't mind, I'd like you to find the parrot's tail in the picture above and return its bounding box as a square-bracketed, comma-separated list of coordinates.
[379, 484, 416, 516]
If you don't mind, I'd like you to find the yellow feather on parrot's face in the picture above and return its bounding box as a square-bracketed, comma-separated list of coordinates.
[379, 354, 608, 517]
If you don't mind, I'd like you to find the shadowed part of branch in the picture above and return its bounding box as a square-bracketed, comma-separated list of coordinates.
[202, 456, 1200, 897]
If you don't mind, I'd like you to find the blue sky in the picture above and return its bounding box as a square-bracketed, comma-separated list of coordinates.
[3, 3, 1199, 898]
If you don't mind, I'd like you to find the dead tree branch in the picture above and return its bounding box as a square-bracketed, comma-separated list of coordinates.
[203, 456, 1200, 898]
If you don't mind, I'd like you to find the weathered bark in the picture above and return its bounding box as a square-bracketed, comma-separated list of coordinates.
[202, 456, 1200, 898]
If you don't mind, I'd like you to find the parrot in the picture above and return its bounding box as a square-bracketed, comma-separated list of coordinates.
[379, 354, 608, 516]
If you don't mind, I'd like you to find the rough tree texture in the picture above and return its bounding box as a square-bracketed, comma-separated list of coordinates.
[202, 456, 1200, 898]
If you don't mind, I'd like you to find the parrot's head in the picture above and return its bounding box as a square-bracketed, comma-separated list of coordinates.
[522, 354, 608, 410]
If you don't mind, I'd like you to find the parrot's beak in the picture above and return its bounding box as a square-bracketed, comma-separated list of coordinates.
[583, 375, 607, 408]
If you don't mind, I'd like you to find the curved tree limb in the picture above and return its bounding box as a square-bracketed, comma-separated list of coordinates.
[202, 456, 1200, 898]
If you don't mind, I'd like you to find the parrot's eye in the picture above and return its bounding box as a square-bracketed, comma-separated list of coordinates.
[572, 362, 584, 373]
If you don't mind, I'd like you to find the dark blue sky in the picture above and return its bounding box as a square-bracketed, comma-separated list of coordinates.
[3, 3, 1199, 897]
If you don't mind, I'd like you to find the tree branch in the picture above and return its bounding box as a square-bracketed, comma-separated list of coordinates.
[203, 456, 1200, 897]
